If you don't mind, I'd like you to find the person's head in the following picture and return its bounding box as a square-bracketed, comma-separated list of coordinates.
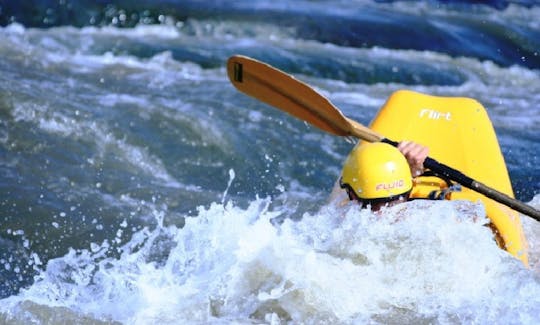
[339, 142, 413, 211]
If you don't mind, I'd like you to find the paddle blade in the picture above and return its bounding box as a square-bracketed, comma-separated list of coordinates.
[227, 55, 367, 138]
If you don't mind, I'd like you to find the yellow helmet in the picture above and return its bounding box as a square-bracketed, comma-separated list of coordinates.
[340, 142, 412, 202]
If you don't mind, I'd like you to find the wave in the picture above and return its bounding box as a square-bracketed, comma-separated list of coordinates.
[2, 1, 540, 69]
[1, 20, 538, 198]
[1, 198, 539, 324]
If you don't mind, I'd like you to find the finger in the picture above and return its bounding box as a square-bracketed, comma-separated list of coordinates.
[399, 141, 428, 162]
[398, 141, 421, 163]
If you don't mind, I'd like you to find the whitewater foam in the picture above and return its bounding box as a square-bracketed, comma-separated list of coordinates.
[1, 198, 538, 324]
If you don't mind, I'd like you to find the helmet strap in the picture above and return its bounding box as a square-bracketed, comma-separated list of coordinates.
[339, 178, 359, 201]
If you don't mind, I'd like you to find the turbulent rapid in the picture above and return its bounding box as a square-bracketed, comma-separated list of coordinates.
[0, 0, 539, 324]
[2, 197, 540, 324]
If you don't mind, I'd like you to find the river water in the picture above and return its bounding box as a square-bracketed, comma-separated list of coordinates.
[1, 0, 540, 324]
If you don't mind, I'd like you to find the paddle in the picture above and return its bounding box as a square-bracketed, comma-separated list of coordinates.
[226, 55, 540, 221]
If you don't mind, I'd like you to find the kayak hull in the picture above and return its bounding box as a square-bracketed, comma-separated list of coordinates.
[369, 90, 528, 266]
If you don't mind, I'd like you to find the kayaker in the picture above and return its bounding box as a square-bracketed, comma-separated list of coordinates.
[336, 141, 429, 211]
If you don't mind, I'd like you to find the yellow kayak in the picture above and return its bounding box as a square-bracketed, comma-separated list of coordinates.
[369, 90, 528, 266]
